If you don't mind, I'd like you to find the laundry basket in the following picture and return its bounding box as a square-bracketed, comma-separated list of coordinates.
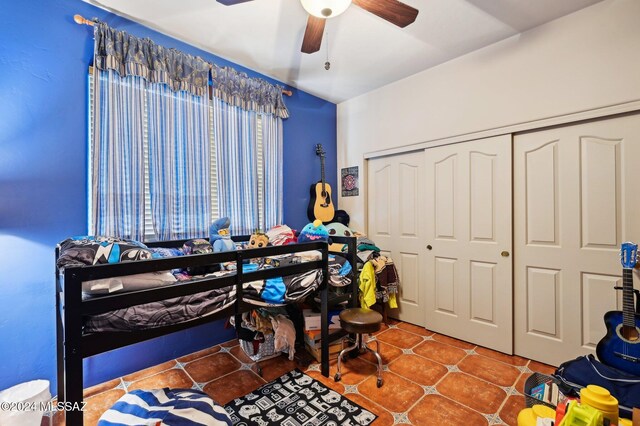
[239, 332, 281, 362]
[524, 372, 559, 410]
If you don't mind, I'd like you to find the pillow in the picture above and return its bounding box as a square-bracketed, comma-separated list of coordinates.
[82, 271, 177, 295]
[57, 236, 152, 269]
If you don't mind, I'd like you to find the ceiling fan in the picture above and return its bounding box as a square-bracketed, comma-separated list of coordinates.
[217, 0, 419, 54]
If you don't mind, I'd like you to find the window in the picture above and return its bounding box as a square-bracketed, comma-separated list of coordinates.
[88, 69, 281, 241]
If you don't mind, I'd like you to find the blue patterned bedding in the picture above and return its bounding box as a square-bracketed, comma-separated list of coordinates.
[59, 236, 352, 333]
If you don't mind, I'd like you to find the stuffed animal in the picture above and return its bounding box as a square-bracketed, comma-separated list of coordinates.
[325, 222, 354, 238]
[209, 217, 235, 252]
[249, 230, 269, 249]
[297, 220, 329, 244]
[325, 222, 354, 252]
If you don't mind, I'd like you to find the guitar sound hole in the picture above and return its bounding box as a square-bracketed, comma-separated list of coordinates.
[622, 326, 640, 342]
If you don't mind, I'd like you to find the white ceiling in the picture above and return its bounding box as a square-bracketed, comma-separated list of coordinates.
[84, 0, 603, 103]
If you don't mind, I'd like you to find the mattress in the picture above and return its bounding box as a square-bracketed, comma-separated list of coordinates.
[83, 285, 237, 333]
[80, 251, 349, 334]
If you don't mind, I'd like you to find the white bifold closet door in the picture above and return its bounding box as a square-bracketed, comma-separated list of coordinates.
[514, 114, 640, 366]
[424, 135, 513, 353]
[367, 151, 426, 326]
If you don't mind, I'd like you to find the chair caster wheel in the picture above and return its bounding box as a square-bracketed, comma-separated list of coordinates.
[334, 373, 341, 382]
[376, 378, 383, 388]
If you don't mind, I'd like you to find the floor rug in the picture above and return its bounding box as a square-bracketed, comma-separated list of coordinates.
[224, 369, 377, 426]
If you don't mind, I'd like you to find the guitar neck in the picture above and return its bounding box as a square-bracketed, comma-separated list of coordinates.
[623, 268, 636, 327]
[320, 154, 326, 192]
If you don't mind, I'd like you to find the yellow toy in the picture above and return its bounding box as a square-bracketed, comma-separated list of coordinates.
[517, 404, 555, 426]
[579, 385, 618, 426]
[559, 400, 602, 426]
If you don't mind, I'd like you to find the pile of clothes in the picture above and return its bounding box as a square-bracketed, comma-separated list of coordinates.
[359, 255, 399, 310]
[232, 308, 297, 362]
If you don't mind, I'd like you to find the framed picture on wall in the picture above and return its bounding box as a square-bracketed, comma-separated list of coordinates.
[341, 166, 359, 197]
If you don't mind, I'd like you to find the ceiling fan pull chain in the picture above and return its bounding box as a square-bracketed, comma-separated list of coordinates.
[324, 29, 331, 70]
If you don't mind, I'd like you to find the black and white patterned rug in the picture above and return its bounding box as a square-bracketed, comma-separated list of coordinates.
[224, 369, 377, 426]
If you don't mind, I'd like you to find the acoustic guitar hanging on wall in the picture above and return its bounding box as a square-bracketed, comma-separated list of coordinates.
[307, 144, 335, 223]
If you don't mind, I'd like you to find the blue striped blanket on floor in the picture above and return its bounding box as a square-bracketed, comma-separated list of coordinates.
[98, 388, 232, 426]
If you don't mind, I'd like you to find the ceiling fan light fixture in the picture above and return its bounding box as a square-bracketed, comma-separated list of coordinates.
[300, 0, 352, 18]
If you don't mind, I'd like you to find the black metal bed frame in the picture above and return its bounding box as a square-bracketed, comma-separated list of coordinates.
[55, 235, 357, 425]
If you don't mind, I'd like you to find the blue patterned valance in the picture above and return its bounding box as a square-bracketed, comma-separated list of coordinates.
[93, 22, 289, 118]
[211, 65, 289, 119]
[94, 23, 210, 97]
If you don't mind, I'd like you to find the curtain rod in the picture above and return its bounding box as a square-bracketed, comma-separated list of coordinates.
[73, 14, 293, 97]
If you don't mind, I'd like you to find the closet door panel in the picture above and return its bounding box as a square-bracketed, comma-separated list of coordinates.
[426, 135, 512, 353]
[525, 141, 559, 246]
[580, 137, 621, 248]
[469, 152, 496, 242]
[398, 253, 420, 306]
[514, 114, 640, 366]
[581, 273, 621, 349]
[369, 163, 392, 242]
[367, 152, 426, 326]
[526, 267, 561, 338]
[434, 256, 457, 316]
[399, 162, 419, 237]
[470, 261, 496, 324]
[434, 154, 457, 241]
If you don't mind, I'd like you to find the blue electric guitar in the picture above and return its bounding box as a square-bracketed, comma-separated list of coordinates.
[596, 242, 640, 375]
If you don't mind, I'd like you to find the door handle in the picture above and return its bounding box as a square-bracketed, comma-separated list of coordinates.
[426, 245, 433, 250]
[501, 251, 510, 257]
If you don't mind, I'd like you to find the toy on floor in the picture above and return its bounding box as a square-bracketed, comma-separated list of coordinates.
[517, 404, 555, 426]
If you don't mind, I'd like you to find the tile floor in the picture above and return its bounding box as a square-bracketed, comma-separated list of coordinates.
[45, 319, 557, 425]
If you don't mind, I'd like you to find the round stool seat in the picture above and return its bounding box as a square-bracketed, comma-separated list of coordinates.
[339, 308, 383, 334]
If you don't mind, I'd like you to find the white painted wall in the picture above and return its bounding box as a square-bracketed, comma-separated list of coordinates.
[337, 0, 640, 231]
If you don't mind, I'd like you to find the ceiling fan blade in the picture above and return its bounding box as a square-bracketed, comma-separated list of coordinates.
[353, 0, 418, 27]
[216, 0, 254, 5]
[301, 15, 326, 54]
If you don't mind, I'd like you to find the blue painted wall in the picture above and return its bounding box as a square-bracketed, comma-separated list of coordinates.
[0, 0, 337, 392]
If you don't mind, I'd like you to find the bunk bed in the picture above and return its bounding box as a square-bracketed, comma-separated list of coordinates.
[55, 235, 357, 425]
